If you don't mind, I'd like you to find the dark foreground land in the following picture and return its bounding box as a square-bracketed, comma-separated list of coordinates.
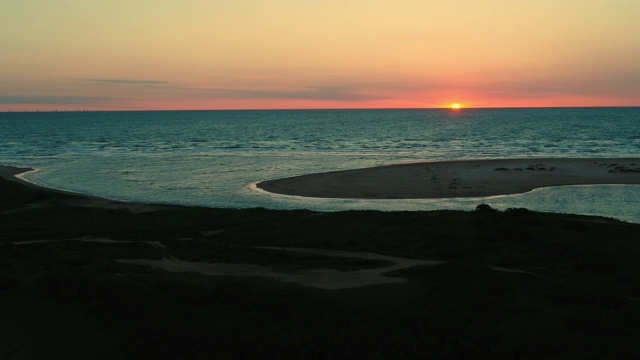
[1, 170, 640, 359]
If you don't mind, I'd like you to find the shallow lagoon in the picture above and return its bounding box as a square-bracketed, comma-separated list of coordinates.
[2, 108, 639, 222]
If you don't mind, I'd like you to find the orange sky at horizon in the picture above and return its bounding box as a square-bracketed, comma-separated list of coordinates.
[1, 0, 639, 111]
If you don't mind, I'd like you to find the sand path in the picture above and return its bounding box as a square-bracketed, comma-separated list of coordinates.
[117, 247, 536, 290]
[11, 237, 533, 289]
[117, 246, 536, 290]
[118, 247, 442, 289]
[11, 237, 167, 249]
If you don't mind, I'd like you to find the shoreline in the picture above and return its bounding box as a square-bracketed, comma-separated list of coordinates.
[0, 165, 105, 200]
[5, 159, 640, 204]
[257, 158, 640, 199]
[0, 165, 160, 212]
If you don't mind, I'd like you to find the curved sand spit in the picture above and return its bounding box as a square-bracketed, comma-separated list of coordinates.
[257, 158, 640, 199]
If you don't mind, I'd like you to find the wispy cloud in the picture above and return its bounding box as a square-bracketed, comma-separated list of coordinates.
[86, 79, 171, 85]
[196, 86, 383, 101]
[0, 95, 113, 105]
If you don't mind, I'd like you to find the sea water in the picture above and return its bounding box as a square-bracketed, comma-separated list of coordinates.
[0, 108, 639, 222]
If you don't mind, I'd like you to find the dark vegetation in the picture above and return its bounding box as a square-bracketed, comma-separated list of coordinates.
[1, 176, 640, 359]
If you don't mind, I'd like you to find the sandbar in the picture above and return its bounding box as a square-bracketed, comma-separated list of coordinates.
[257, 158, 640, 199]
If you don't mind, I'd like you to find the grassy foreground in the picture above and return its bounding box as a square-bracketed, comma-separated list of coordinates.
[1, 175, 640, 359]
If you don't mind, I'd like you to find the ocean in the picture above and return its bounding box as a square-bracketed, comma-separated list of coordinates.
[1, 108, 639, 222]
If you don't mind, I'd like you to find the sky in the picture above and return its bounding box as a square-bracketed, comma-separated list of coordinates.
[1, 0, 639, 111]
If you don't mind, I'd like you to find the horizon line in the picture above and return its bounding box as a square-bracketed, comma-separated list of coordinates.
[2, 105, 640, 114]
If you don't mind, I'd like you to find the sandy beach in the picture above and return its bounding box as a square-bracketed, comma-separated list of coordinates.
[0, 165, 34, 182]
[257, 158, 640, 199]
[0, 165, 159, 213]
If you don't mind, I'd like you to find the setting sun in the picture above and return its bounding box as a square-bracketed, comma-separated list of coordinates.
[451, 103, 461, 109]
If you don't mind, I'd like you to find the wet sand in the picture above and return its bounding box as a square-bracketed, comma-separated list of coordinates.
[257, 158, 640, 199]
[0, 165, 159, 213]
[0, 165, 98, 198]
